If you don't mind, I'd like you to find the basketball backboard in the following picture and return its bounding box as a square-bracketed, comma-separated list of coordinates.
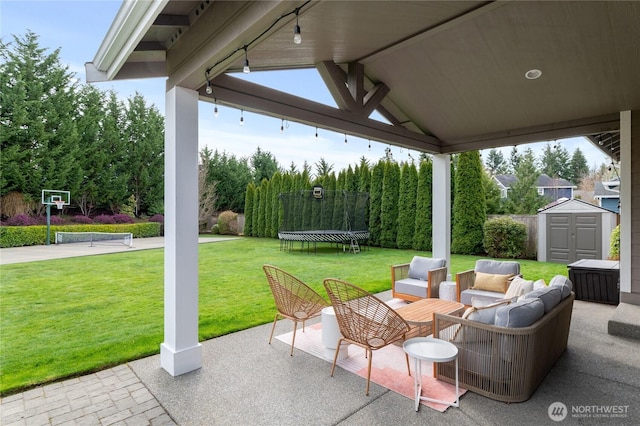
[42, 190, 70, 206]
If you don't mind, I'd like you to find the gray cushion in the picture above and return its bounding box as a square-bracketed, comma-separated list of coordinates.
[394, 278, 428, 298]
[464, 298, 511, 325]
[522, 286, 562, 313]
[494, 298, 545, 328]
[460, 288, 504, 306]
[549, 275, 573, 299]
[475, 259, 520, 276]
[407, 256, 446, 280]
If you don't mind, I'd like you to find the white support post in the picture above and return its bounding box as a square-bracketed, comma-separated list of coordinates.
[620, 110, 631, 295]
[161, 86, 202, 376]
[432, 154, 451, 272]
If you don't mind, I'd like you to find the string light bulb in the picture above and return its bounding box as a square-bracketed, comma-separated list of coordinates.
[368, 140, 371, 151]
[242, 46, 250, 74]
[214, 100, 218, 118]
[344, 134, 348, 144]
[240, 109, 244, 126]
[205, 80, 213, 95]
[315, 127, 318, 138]
[293, 8, 302, 44]
[280, 118, 284, 134]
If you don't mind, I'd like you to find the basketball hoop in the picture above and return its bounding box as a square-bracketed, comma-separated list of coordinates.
[54, 200, 65, 210]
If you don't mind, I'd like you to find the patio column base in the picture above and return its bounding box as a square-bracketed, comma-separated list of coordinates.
[161, 343, 202, 376]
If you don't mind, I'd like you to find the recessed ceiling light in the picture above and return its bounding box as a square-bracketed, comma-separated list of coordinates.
[525, 69, 542, 80]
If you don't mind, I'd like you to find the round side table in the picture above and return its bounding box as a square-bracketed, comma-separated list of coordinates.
[402, 337, 459, 411]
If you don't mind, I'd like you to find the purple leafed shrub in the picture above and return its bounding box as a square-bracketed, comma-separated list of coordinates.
[94, 214, 116, 224]
[113, 213, 134, 224]
[72, 215, 94, 224]
[6, 214, 36, 226]
[34, 215, 65, 225]
[148, 214, 164, 223]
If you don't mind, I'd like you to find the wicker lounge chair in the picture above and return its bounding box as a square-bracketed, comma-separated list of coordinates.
[323, 278, 411, 395]
[263, 264, 329, 356]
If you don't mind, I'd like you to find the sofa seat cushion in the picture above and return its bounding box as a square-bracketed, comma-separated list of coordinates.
[394, 278, 428, 298]
[460, 288, 505, 306]
[407, 256, 446, 280]
[494, 298, 544, 328]
[522, 286, 562, 313]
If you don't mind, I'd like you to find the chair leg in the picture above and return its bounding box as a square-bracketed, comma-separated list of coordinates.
[290, 320, 298, 356]
[268, 313, 281, 344]
[405, 352, 411, 377]
[365, 348, 373, 396]
[330, 338, 345, 377]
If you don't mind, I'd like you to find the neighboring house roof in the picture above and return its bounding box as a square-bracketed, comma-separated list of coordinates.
[594, 181, 620, 199]
[493, 174, 576, 189]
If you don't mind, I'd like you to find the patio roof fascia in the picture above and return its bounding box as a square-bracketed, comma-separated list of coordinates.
[85, 0, 169, 82]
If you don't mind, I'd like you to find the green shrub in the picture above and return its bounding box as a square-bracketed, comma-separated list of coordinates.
[483, 217, 527, 259]
[609, 225, 620, 260]
[211, 224, 220, 234]
[217, 210, 238, 235]
[0, 223, 161, 248]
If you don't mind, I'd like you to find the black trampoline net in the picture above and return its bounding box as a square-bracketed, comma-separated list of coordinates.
[278, 189, 369, 233]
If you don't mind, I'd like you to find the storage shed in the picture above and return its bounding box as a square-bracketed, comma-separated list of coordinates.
[537, 199, 618, 264]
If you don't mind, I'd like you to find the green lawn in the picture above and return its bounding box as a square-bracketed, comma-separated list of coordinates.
[0, 237, 568, 395]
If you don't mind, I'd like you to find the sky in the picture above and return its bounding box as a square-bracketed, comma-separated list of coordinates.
[1, 0, 617, 175]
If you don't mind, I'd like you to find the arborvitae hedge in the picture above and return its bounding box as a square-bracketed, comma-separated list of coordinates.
[269, 172, 282, 237]
[243, 182, 255, 236]
[380, 161, 400, 248]
[413, 159, 433, 251]
[368, 161, 385, 246]
[396, 162, 417, 249]
[452, 151, 486, 254]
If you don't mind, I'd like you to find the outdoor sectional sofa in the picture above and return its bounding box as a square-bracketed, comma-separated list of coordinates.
[433, 275, 575, 403]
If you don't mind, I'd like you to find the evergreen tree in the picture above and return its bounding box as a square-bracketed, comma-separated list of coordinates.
[540, 142, 571, 180]
[251, 147, 279, 184]
[251, 187, 261, 237]
[243, 182, 255, 236]
[380, 161, 400, 248]
[314, 158, 334, 180]
[98, 92, 129, 213]
[413, 159, 433, 251]
[509, 146, 521, 174]
[0, 31, 81, 203]
[483, 170, 503, 215]
[396, 162, 418, 249]
[256, 179, 269, 237]
[485, 148, 508, 176]
[569, 147, 589, 185]
[269, 171, 282, 237]
[368, 161, 385, 246]
[451, 151, 486, 254]
[504, 148, 546, 214]
[208, 150, 252, 212]
[123, 93, 164, 216]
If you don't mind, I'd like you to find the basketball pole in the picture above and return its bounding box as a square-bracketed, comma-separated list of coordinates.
[46, 203, 51, 245]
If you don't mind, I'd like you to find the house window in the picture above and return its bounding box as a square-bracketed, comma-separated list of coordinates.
[537, 188, 544, 196]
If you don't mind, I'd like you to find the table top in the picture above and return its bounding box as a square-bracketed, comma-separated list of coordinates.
[403, 337, 458, 362]
[567, 259, 619, 270]
[395, 298, 465, 325]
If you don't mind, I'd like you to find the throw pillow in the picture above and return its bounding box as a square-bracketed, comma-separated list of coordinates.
[533, 279, 547, 290]
[504, 276, 534, 299]
[472, 272, 514, 293]
[494, 298, 545, 328]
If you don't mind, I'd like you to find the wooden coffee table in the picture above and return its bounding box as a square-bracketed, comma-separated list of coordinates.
[395, 299, 465, 338]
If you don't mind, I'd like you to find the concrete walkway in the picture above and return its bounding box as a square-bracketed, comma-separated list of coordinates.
[1, 241, 639, 425]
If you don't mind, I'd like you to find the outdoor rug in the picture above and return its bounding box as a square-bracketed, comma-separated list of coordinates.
[275, 322, 466, 412]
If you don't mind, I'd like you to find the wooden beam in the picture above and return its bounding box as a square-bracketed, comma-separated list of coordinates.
[362, 83, 390, 117]
[348, 62, 365, 113]
[316, 61, 357, 111]
[208, 74, 442, 153]
[442, 114, 620, 154]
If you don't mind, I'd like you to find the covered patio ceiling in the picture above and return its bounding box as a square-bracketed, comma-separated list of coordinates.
[87, 1, 640, 161]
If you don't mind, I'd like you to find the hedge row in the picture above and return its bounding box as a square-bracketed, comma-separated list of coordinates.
[0, 223, 161, 248]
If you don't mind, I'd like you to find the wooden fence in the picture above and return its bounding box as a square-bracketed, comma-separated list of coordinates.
[488, 214, 538, 259]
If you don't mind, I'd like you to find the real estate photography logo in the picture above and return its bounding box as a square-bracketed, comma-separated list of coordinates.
[548, 402, 630, 421]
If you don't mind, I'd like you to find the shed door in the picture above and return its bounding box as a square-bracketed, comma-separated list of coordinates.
[547, 213, 601, 263]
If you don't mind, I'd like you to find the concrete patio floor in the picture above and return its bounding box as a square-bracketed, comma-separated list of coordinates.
[1, 239, 639, 425]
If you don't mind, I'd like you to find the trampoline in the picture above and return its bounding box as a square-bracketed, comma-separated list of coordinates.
[278, 187, 369, 253]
